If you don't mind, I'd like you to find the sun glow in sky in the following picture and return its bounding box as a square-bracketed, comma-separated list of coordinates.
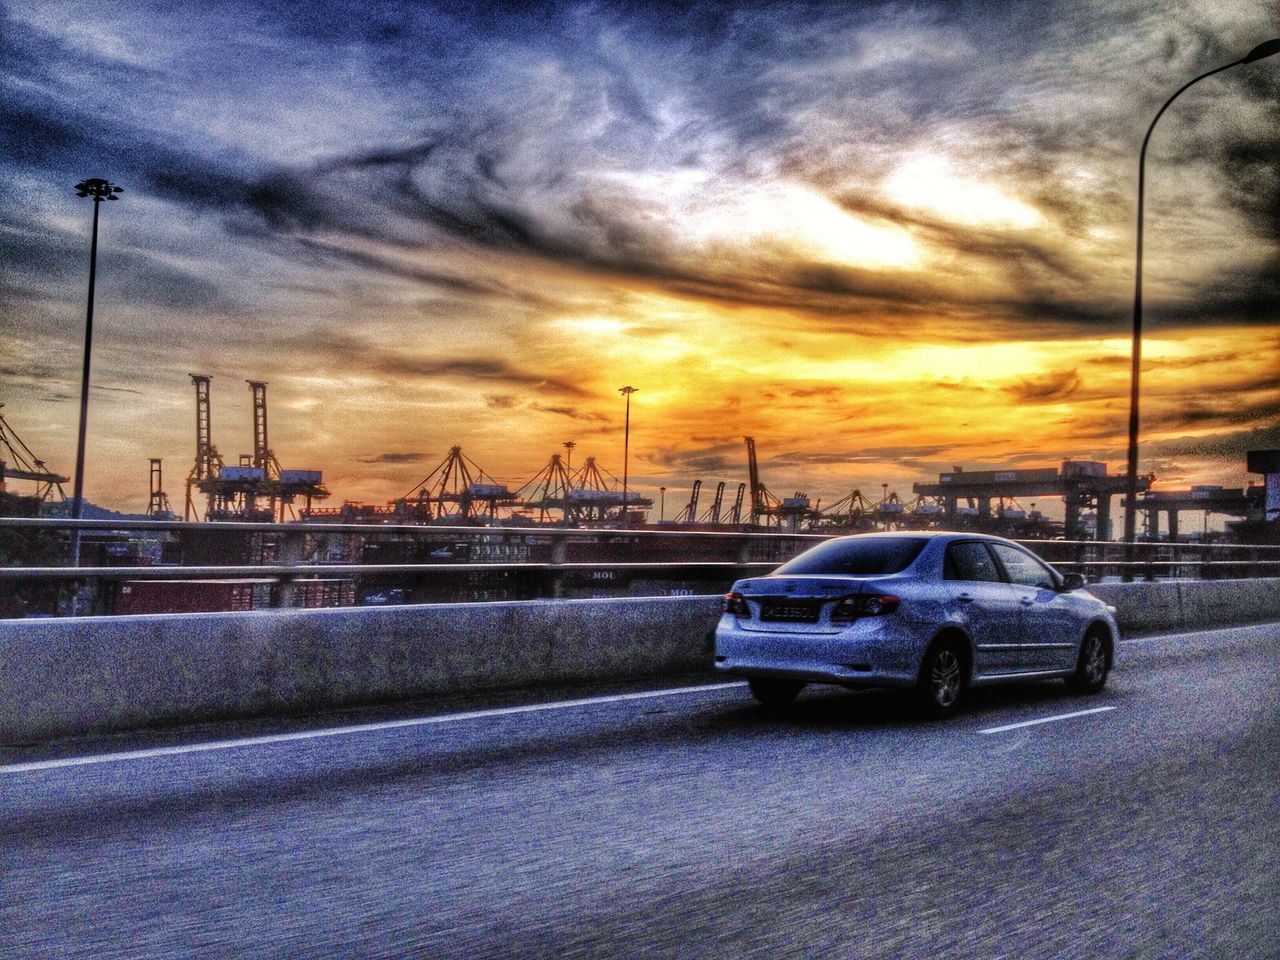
[1, 0, 1277, 515]
[885, 156, 1044, 229]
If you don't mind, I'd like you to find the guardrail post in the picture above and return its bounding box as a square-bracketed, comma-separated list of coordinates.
[550, 537, 567, 599]
[276, 528, 306, 607]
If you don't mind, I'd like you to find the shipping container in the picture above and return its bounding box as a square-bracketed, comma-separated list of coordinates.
[220, 466, 266, 482]
[937, 468, 1059, 485]
[287, 579, 356, 608]
[114, 579, 274, 615]
[280, 469, 323, 484]
[1062, 460, 1108, 478]
[467, 483, 510, 497]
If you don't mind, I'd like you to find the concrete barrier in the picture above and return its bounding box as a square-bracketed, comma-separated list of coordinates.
[1, 580, 1275, 744]
[0, 597, 722, 744]
[1090, 578, 1280, 635]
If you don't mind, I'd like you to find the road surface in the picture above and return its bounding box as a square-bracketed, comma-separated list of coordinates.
[2, 622, 1277, 958]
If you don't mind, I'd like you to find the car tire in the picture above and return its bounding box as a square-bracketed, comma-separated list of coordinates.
[917, 641, 966, 718]
[748, 678, 805, 708]
[1065, 630, 1110, 695]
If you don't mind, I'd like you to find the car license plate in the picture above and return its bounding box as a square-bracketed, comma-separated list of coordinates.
[759, 601, 821, 623]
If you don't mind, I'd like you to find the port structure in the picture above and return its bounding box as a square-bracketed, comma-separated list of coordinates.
[184, 375, 329, 522]
[147, 459, 175, 519]
[741, 436, 817, 531]
[1128, 453, 1277, 540]
[513, 452, 653, 527]
[0, 405, 68, 502]
[398, 446, 518, 523]
[912, 462, 1151, 541]
[184, 375, 224, 520]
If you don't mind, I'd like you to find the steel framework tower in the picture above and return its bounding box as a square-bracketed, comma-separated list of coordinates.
[745, 436, 764, 525]
[703, 481, 726, 524]
[147, 458, 175, 518]
[185, 374, 223, 519]
[247, 381, 281, 479]
[678, 480, 702, 524]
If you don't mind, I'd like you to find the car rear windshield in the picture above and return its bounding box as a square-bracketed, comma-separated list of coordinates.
[774, 537, 928, 576]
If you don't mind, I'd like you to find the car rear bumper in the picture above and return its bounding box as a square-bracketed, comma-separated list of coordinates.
[713, 614, 923, 688]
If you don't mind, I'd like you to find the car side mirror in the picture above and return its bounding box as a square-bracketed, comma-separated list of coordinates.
[1060, 572, 1086, 592]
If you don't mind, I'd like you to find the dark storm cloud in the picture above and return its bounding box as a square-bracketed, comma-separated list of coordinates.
[1, 218, 240, 314]
[291, 238, 506, 298]
[1002, 370, 1083, 403]
[641, 441, 743, 472]
[1145, 423, 1280, 460]
[767, 445, 949, 467]
[528, 403, 609, 422]
[355, 452, 429, 464]
[274, 329, 589, 397]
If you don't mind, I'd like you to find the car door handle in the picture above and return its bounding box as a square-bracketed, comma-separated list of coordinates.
[1020, 597, 1034, 606]
[957, 594, 976, 603]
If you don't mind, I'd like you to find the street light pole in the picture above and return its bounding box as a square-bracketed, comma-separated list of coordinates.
[618, 386, 637, 528]
[1123, 39, 1280, 554]
[70, 178, 123, 564]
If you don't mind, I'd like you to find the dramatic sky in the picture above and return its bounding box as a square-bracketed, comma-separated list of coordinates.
[2, 0, 1278, 516]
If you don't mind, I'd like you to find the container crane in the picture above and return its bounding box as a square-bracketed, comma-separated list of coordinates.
[0, 405, 68, 502]
[185, 374, 224, 520]
[568, 457, 651, 526]
[514, 452, 575, 525]
[147, 458, 175, 519]
[399, 446, 517, 523]
[703, 481, 726, 524]
[728, 483, 746, 526]
[678, 480, 702, 524]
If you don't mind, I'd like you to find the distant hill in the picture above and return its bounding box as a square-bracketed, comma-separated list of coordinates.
[39, 500, 151, 522]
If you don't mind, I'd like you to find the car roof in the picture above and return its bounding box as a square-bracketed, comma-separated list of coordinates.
[824, 531, 1018, 544]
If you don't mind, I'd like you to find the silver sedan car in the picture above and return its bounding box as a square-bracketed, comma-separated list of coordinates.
[714, 531, 1117, 716]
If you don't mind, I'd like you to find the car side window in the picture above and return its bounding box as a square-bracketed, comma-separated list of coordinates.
[990, 544, 1058, 590]
[945, 542, 1003, 582]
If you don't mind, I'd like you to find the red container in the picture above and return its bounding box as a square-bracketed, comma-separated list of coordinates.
[114, 579, 275, 615]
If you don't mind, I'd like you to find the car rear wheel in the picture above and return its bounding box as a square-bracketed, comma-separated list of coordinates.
[917, 642, 966, 718]
[748, 678, 805, 708]
[1065, 630, 1110, 694]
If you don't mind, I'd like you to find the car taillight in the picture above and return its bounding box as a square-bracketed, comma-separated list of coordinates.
[830, 594, 900, 622]
[723, 592, 750, 617]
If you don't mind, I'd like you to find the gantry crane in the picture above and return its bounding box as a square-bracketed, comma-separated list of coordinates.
[728, 482, 746, 526]
[185, 374, 224, 520]
[0, 404, 68, 502]
[515, 452, 575, 525]
[678, 480, 702, 524]
[147, 458, 175, 519]
[399, 446, 517, 523]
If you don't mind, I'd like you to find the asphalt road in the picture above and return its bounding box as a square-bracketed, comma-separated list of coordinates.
[2, 623, 1277, 959]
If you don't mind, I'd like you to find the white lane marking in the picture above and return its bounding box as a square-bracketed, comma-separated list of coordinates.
[0, 682, 747, 776]
[1121, 622, 1279, 645]
[979, 706, 1116, 735]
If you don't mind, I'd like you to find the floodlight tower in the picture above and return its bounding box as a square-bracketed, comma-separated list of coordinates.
[69, 177, 122, 560]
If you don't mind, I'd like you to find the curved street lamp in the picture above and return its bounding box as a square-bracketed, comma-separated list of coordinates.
[618, 386, 637, 528]
[70, 178, 123, 564]
[1123, 39, 1280, 551]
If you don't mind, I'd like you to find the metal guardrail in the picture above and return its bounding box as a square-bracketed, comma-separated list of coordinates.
[2, 516, 1276, 616]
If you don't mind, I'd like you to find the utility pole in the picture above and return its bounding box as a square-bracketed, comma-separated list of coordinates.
[618, 386, 637, 528]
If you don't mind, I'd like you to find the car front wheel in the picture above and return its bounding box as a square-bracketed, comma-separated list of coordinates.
[917, 642, 966, 718]
[1065, 631, 1110, 694]
[748, 678, 805, 708]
